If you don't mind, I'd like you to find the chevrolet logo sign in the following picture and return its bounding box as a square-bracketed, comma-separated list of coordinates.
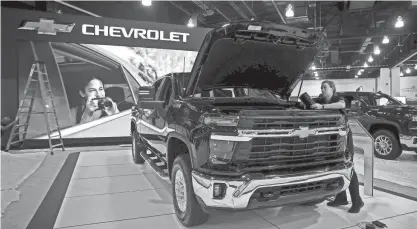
[292, 126, 316, 139]
[18, 18, 75, 35]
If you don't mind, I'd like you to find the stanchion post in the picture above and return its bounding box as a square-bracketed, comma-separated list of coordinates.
[350, 119, 374, 197]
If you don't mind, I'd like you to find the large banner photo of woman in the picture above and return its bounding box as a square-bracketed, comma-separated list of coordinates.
[14, 40, 198, 140]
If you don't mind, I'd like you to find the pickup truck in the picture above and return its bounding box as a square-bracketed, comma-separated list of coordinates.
[340, 91, 417, 160]
[131, 21, 354, 226]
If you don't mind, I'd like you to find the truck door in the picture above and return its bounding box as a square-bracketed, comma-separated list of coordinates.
[139, 78, 165, 155]
[151, 78, 174, 157]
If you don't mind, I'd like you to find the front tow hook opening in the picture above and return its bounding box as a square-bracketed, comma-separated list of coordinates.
[253, 188, 281, 202]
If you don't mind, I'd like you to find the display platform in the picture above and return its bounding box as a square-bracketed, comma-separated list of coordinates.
[14, 148, 415, 229]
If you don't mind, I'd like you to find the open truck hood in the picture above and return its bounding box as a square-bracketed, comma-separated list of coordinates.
[185, 21, 328, 99]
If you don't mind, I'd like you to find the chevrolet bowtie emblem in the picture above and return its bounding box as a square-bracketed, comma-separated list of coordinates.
[293, 126, 316, 139]
[18, 18, 75, 35]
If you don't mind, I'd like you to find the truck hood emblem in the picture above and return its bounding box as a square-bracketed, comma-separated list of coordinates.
[293, 126, 316, 139]
[18, 18, 75, 35]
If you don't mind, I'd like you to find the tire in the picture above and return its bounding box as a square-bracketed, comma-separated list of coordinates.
[132, 130, 145, 164]
[299, 198, 326, 206]
[172, 154, 208, 227]
[372, 129, 402, 160]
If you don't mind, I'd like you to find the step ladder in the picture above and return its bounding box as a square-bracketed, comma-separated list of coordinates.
[5, 61, 65, 155]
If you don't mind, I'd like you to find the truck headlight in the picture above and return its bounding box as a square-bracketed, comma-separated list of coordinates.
[204, 115, 239, 127]
[209, 139, 236, 164]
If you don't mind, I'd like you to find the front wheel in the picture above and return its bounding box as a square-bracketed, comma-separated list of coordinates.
[172, 155, 208, 227]
[372, 129, 402, 160]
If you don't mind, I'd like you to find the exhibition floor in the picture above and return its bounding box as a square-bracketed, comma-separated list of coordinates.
[2, 147, 417, 229]
[54, 149, 417, 229]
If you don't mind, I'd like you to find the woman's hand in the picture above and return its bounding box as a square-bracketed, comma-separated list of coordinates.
[311, 103, 323, 109]
[85, 96, 99, 113]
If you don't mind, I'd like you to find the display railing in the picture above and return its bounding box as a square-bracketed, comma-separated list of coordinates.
[348, 118, 374, 197]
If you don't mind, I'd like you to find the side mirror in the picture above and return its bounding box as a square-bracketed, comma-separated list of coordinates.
[138, 86, 155, 101]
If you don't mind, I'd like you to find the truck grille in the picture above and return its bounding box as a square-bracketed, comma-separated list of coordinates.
[239, 115, 343, 130]
[251, 177, 344, 201]
[234, 113, 347, 171]
[236, 134, 345, 168]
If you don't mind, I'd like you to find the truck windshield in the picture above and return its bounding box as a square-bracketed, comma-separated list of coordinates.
[374, 93, 403, 106]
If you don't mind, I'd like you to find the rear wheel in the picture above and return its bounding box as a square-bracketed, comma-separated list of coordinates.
[172, 155, 208, 227]
[132, 130, 145, 164]
[372, 129, 402, 160]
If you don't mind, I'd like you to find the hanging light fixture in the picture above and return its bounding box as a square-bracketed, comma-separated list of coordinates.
[364, 62, 369, 68]
[395, 16, 404, 28]
[311, 64, 316, 70]
[400, 71, 404, 76]
[285, 4, 295, 18]
[406, 68, 411, 74]
[358, 71, 362, 76]
[222, 23, 230, 27]
[415, 64, 417, 70]
[374, 45, 381, 55]
[355, 75, 358, 78]
[314, 71, 318, 77]
[368, 56, 374, 63]
[142, 0, 152, 7]
[382, 36, 390, 44]
[250, 17, 255, 21]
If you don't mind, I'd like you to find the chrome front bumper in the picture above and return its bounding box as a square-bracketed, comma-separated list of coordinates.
[400, 135, 417, 149]
[192, 164, 354, 210]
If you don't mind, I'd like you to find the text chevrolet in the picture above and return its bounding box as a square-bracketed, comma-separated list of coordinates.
[131, 21, 354, 226]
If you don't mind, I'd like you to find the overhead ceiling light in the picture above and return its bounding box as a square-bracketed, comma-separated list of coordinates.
[374, 45, 381, 55]
[364, 62, 369, 68]
[400, 71, 403, 76]
[222, 23, 230, 27]
[285, 4, 295, 18]
[395, 16, 404, 28]
[142, 0, 152, 7]
[311, 64, 316, 70]
[250, 17, 255, 21]
[406, 68, 411, 74]
[187, 18, 195, 28]
[415, 64, 417, 70]
[382, 36, 390, 44]
[368, 56, 374, 63]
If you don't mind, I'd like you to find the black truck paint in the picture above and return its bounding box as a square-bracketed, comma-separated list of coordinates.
[131, 21, 354, 227]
